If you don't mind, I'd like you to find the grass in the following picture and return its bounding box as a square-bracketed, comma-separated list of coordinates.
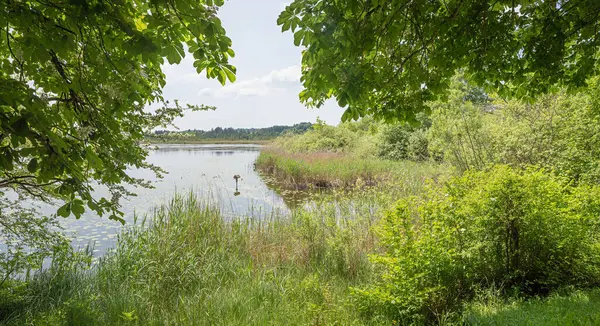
[1, 191, 395, 325]
[4, 152, 600, 325]
[255, 148, 450, 191]
[4, 190, 600, 325]
[463, 289, 600, 325]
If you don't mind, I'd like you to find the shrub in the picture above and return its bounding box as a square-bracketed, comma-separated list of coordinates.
[353, 165, 600, 323]
[428, 76, 600, 183]
[272, 118, 359, 154]
[0, 199, 84, 289]
[377, 114, 431, 161]
[377, 123, 412, 161]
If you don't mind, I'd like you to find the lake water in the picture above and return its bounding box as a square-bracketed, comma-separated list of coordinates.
[57, 144, 290, 255]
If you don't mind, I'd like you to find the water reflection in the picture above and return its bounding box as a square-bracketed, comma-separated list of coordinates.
[258, 171, 317, 209]
[233, 174, 242, 196]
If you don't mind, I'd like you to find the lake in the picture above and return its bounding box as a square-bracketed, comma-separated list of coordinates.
[57, 144, 291, 255]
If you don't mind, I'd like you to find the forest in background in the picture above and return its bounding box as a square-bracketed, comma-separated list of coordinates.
[146, 122, 313, 143]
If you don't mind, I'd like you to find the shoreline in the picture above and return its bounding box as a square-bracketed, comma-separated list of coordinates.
[144, 139, 272, 145]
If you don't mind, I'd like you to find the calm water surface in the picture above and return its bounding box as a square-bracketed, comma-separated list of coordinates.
[57, 144, 289, 255]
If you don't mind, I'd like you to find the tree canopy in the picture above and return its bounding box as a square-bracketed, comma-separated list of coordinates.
[278, 0, 600, 122]
[0, 0, 235, 222]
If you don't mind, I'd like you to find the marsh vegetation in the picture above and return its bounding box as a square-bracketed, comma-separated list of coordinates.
[4, 78, 600, 325]
[4, 0, 600, 325]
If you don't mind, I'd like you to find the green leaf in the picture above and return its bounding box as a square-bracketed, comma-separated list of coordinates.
[277, 10, 292, 26]
[293, 30, 305, 47]
[11, 117, 30, 137]
[0, 150, 13, 170]
[109, 214, 126, 225]
[337, 94, 347, 107]
[72, 200, 85, 219]
[341, 109, 352, 122]
[57, 203, 71, 218]
[217, 69, 227, 86]
[223, 66, 236, 83]
[27, 158, 38, 173]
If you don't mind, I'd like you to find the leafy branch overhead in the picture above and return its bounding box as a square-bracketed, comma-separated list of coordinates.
[0, 0, 236, 223]
[278, 0, 600, 122]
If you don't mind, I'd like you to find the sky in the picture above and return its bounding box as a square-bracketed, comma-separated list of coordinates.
[159, 0, 345, 130]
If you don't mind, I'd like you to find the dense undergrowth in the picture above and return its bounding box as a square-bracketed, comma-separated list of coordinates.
[5, 172, 600, 325]
[354, 166, 600, 323]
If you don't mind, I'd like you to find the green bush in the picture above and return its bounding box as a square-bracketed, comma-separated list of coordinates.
[353, 165, 600, 324]
[272, 118, 360, 154]
[377, 114, 431, 161]
[377, 123, 413, 160]
[428, 76, 600, 183]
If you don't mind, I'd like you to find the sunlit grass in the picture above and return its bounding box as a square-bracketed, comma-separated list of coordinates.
[2, 191, 391, 325]
[255, 148, 450, 192]
[463, 289, 600, 325]
[4, 155, 600, 325]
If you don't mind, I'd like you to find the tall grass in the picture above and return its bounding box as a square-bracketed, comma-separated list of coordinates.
[256, 148, 450, 191]
[2, 191, 393, 325]
[5, 156, 600, 325]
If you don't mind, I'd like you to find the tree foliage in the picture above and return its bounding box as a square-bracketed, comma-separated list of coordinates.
[278, 0, 600, 122]
[0, 0, 235, 222]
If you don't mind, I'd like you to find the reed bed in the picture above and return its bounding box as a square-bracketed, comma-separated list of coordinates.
[255, 148, 450, 191]
[3, 153, 594, 325]
[2, 190, 396, 325]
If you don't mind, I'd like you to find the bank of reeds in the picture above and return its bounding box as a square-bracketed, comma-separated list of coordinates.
[1, 191, 393, 325]
[3, 185, 599, 325]
[255, 148, 450, 191]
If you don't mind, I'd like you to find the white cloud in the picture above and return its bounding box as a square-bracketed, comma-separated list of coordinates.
[198, 65, 301, 99]
[263, 65, 301, 83]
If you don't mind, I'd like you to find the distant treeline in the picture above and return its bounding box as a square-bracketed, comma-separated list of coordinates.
[148, 122, 313, 142]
